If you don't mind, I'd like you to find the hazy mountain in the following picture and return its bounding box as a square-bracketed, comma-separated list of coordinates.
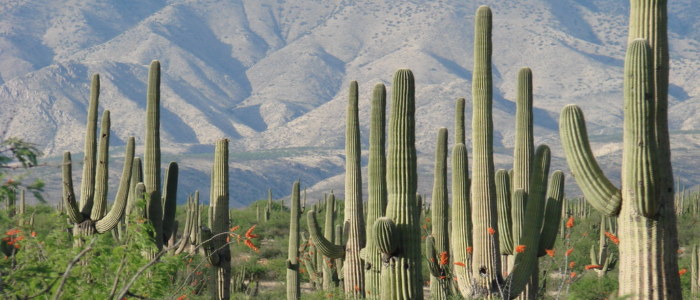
[2, 0, 699, 206]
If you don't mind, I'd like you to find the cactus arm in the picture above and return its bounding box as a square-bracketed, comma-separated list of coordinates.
[79, 74, 100, 215]
[307, 210, 344, 259]
[174, 195, 193, 255]
[538, 171, 565, 255]
[90, 110, 110, 221]
[559, 104, 622, 216]
[62, 152, 84, 224]
[373, 217, 398, 256]
[511, 68, 535, 249]
[623, 39, 661, 217]
[495, 169, 513, 255]
[161, 162, 178, 243]
[95, 137, 135, 233]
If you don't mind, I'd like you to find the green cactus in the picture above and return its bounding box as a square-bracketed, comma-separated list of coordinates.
[17, 189, 25, 226]
[265, 188, 272, 221]
[363, 83, 387, 299]
[322, 192, 337, 290]
[692, 245, 699, 296]
[307, 81, 366, 297]
[372, 69, 422, 299]
[142, 60, 178, 252]
[201, 139, 231, 300]
[588, 215, 617, 277]
[455, 97, 466, 145]
[425, 128, 451, 299]
[286, 180, 301, 300]
[62, 74, 135, 246]
[560, 37, 681, 298]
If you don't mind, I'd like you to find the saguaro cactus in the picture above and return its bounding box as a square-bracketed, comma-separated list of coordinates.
[362, 83, 387, 299]
[372, 69, 423, 299]
[426, 128, 451, 299]
[286, 181, 301, 300]
[201, 139, 231, 300]
[63, 74, 135, 246]
[307, 81, 366, 297]
[142, 60, 178, 252]
[560, 37, 680, 299]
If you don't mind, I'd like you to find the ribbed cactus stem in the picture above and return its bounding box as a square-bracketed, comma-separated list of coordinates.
[381, 69, 422, 299]
[344, 80, 366, 296]
[144, 60, 161, 198]
[495, 169, 512, 255]
[94, 137, 135, 233]
[538, 171, 565, 255]
[287, 180, 301, 300]
[62, 152, 83, 224]
[429, 128, 451, 299]
[469, 5, 501, 295]
[205, 139, 231, 300]
[90, 110, 110, 221]
[79, 74, 99, 215]
[162, 162, 178, 245]
[364, 83, 387, 299]
[451, 143, 472, 296]
[126, 157, 142, 217]
[322, 193, 336, 290]
[455, 97, 465, 145]
[511, 67, 534, 249]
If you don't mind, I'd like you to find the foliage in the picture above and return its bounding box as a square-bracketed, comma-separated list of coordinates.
[0, 138, 44, 203]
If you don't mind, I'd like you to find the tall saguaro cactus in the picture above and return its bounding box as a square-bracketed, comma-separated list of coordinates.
[560, 38, 680, 299]
[63, 74, 135, 246]
[286, 181, 301, 300]
[201, 139, 231, 300]
[426, 128, 451, 299]
[141, 60, 178, 252]
[307, 81, 366, 297]
[373, 69, 423, 299]
[362, 83, 387, 299]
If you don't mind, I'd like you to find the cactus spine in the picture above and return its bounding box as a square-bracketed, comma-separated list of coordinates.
[286, 180, 301, 300]
[373, 69, 422, 299]
[202, 139, 231, 300]
[426, 128, 451, 299]
[363, 83, 387, 299]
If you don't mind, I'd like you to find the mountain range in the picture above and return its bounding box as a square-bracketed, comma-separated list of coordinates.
[1, 0, 699, 207]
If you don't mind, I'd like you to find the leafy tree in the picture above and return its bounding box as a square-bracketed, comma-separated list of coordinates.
[0, 138, 44, 203]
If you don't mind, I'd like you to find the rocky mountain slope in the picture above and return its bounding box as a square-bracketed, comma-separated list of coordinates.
[1, 0, 699, 206]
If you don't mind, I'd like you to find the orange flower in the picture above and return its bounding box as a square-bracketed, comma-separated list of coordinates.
[454, 262, 466, 267]
[439, 251, 449, 265]
[570, 272, 576, 278]
[677, 249, 684, 254]
[604, 232, 620, 245]
[566, 216, 574, 229]
[354, 285, 360, 292]
[176, 295, 187, 300]
[565, 248, 574, 257]
[230, 225, 241, 232]
[545, 249, 555, 257]
[245, 225, 259, 238]
[244, 239, 259, 252]
[466, 246, 473, 254]
[425, 217, 431, 223]
[30, 232, 36, 237]
[438, 275, 447, 279]
[679, 269, 688, 276]
[585, 265, 602, 270]
[487, 227, 496, 235]
[515, 245, 526, 253]
[5, 229, 20, 236]
[569, 261, 576, 268]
